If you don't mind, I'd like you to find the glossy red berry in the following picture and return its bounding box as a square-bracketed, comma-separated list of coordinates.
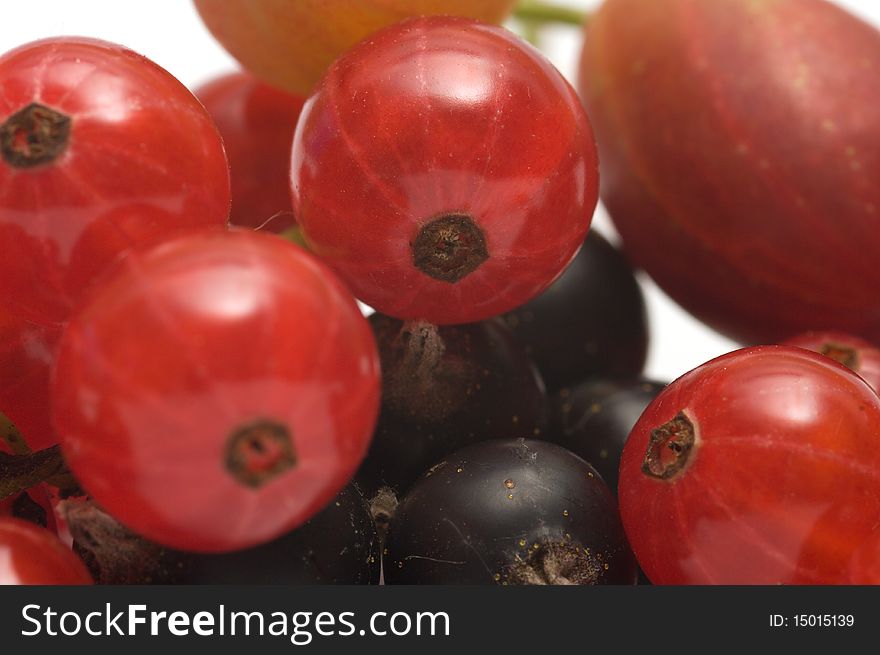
[847, 531, 880, 584]
[292, 17, 598, 324]
[195, 71, 305, 232]
[0, 517, 92, 584]
[0, 37, 231, 447]
[52, 230, 380, 553]
[783, 331, 880, 394]
[0, 315, 59, 449]
[619, 346, 880, 584]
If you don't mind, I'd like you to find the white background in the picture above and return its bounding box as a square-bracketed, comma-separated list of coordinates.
[1, 0, 877, 383]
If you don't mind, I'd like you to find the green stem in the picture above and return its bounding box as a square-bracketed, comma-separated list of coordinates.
[280, 225, 310, 251]
[521, 19, 543, 47]
[514, 0, 589, 27]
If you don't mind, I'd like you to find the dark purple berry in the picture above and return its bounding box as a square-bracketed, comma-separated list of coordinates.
[384, 439, 636, 585]
[501, 231, 648, 391]
[356, 316, 546, 510]
[554, 378, 665, 493]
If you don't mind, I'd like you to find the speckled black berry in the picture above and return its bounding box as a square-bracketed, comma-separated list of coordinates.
[67, 485, 380, 584]
[183, 484, 380, 583]
[384, 439, 636, 585]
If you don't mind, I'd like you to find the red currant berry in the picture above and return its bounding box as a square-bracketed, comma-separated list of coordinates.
[195, 71, 304, 232]
[0, 517, 91, 584]
[0, 37, 230, 326]
[784, 331, 880, 394]
[0, 315, 59, 449]
[847, 531, 880, 584]
[619, 346, 880, 584]
[292, 17, 598, 324]
[52, 230, 380, 552]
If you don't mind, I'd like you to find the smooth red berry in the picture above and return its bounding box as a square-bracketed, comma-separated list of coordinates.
[619, 346, 880, 584]
[292, 17, 598, 325]
[0, 518, 92, 585]
[52, 230, 380, 553]
[195, 71, 305, 232]
[0, 37, 231, 447]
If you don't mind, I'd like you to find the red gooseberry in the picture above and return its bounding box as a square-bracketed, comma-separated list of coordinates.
[291, 17, 598, 325]
[619, 346, 880, 584]
[51, 230, 381, 553]
[579, 0, 880, 344]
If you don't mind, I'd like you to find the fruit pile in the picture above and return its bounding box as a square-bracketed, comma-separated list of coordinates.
[1, 0, 878, 586]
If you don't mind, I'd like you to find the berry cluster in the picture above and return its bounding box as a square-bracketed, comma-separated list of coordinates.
[1, 0, 879, 586]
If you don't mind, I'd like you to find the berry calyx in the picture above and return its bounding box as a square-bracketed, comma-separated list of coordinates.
[225, 419, 297, 489]
[412, 213, 489, 283]
[641, 412, 696, 480]
[0, 103, 71, 168]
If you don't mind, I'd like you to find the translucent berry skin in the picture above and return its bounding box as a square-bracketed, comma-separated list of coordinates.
[619, 346, 880, 584]
[783, 331, 880, 394]
[52, 230, 380, 553]
[0, 518, 92, 585]
[292, 17, 598, 325]
[196, 71, 305, 232]
[0, 38, 230, 447]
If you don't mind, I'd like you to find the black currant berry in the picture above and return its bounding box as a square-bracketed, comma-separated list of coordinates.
[553, 378, 665, 493]
[183, 483, 380, 584]
[356, 316, 546, 507]
[501, 230, 648, 391]
[63, 497, 193, 584]
[384, 439, 636, 585]
[66, 484, 380, 584]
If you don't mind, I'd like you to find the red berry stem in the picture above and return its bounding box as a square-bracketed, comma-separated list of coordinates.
[0, 445, 78, 500]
